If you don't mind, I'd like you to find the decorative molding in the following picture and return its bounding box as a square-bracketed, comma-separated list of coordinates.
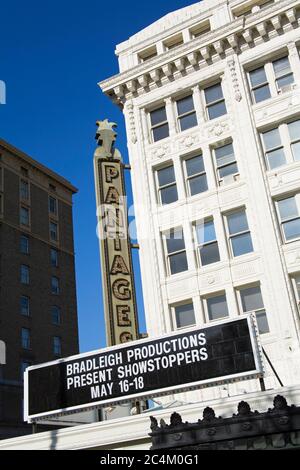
[125, 101, 137, 144]
[227, 57, 242, 102]
[100, 1, 300, 105]
[207, 120, 230, 138]
[151, 144, 171, 160]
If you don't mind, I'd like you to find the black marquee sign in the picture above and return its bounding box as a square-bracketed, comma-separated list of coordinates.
[24, 316, 263, 422]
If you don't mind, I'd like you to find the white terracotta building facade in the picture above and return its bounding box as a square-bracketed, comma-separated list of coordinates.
[100, 0, 300, 403]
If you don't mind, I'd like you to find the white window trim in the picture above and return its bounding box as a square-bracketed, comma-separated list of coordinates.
[224, 208, 253, 258]
[202, 291, 229, 323]
[182, 153, 207, 197]
[162, 228, 188, 277]
[155, 163, 178, 206]
[194, 218, 220, 268]
[212, 140, 239, 186]
[170, 300, 196, 331]
[275, 194, 300, 244]
[149, 106, 169, 143]
[176, 94, 197, 133]
[202, 81, 226, 121]
[236, 284, 270, 335]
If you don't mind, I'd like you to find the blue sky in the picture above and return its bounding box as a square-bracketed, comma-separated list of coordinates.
[0, 0, 194, 352]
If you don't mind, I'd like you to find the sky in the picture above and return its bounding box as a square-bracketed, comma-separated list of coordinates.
[0, 0, 196, 353]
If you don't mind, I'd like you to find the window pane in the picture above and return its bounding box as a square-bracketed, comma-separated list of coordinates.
[207, 294, 229, 320]
[273, 57, 291, 78]
[21, 265, 29, 284]
[179, 113, 197, 131]
[276, 74, 294, 88]
[219, 162, 239, 179]
[256, 311, 270, 334]
[266, 148, 286, 169]
[169, 252, 188, 274]
[157, 166, 175, 187]
[50, 222, 58, 241]
[52, 306, 61, 325]
[278, 197, 298, 221]
[231, 233, 253, 256]
[262, 128, 281, 150]
[185, 155, 204, 177]
[196, 220, 216, 244]
[291, 142, 300, 161]
[227, 211, 249, 235]
[215, 143, 235, 167]
[150, 107, 167, 126]
[153, 123, 169, 142]
[21, 296, 29, 316]
[20, 236, 29, 254]
[200, 242, 220, 265]
[240, 286, 264, 312]
[177, 95, 194, 115]
[49, 197, 57, 214]
[249, 67, 268, 88]
[204, 84, 223, 104]
[207, 101, 227, 120]
[20, 208, 29, 226]
[283, 219, 300, 241]
[253, 85, 271, 103]
[166, 230, 185, 253]
[189, 174, 208, 196]
[288, 120, 300, 141]
[175, 303, 196, 328]
[51, 249, 58, 267]
[160, 185, 178, 205]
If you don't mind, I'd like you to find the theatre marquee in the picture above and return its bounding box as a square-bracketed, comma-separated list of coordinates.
[24, 316, 263, 422]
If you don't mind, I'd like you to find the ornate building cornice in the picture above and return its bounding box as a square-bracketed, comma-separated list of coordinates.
[100, 0, 300, 107]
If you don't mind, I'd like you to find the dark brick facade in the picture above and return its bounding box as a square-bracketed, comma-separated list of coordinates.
[0, 140, 79, 438]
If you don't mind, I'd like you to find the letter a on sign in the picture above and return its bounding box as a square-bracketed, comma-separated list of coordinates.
[111, 255, 130, 275]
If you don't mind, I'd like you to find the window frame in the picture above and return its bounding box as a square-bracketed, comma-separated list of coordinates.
[53, 336, 62, 356]
[194, 218, 220, 267]
[50, 221, 59, 243]
[20, 295, 30, 317]
[224, 208, 254, 258]
[175, 94, 198, 132]
[236, 284, 270, 335]
[51, 306, 61, 325]
[149, 105, 169, 143]
[155, 163, 178, 206]
[20, 179, 30, 201]
[20, 235, 29, 255]
[203, 82, 227, 121]
[51, 276, 60, 295]
[49, 196, 58, 216]
[212, 141, 239, 185]
[20, 264, 30, 285]
[163, 227, 188, 276]
[20, 206, 30, 227]
[171, 300, 196, 330]
[183, 153, 208, 197]
[21, 328, 31, 350]
[203, 291, 229, 323]
[275, 194, 300, 244]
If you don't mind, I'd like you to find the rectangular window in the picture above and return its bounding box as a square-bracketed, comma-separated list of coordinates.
[238, 285, 270, 334]
[184, 154, 208, 196]
[204, 83, 227, 120]
[138, 45, 157, 63]
[20, 207, 30, 226]
[165, 228, 188, 275]
[51, 306, 61, 325]
[249, 66, 271, 103]
[173, 302, 196, 329]
[20, 235, 29, 254]
[163, 33, 184, 50]
[189, 21, 211, 39]
[273, 56, 294, 91]
[226, 209, 254, 257]
[21, 328, 30, 350]
[195, 219, 220, 266]
[53, 337, 62, 356]
[214, 142, 239, 184]
[261, 127, 286, 170]
[51, 276, 60, 295]
[50, 222, 58, 242]
[20, 296, 30, 316]
[288, 120, 300, 162]
[20, 265, 29, 285]
[156, 165, 178, 205]
[50, 248, 58, 267]
[150, 106, 169, 142]
[49, 196, 58, 215]
[277, 196, 300, 242]
[176, 95, 197, 132]
[292, 274, 300, 304]
[20, 180, 29, 201]
[206, 293, 229, 321]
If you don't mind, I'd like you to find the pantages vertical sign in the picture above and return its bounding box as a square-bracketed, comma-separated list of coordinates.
[94, 120, 139, 346]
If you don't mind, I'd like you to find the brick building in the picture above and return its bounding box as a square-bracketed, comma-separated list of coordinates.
[0, 138, 79, 438]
